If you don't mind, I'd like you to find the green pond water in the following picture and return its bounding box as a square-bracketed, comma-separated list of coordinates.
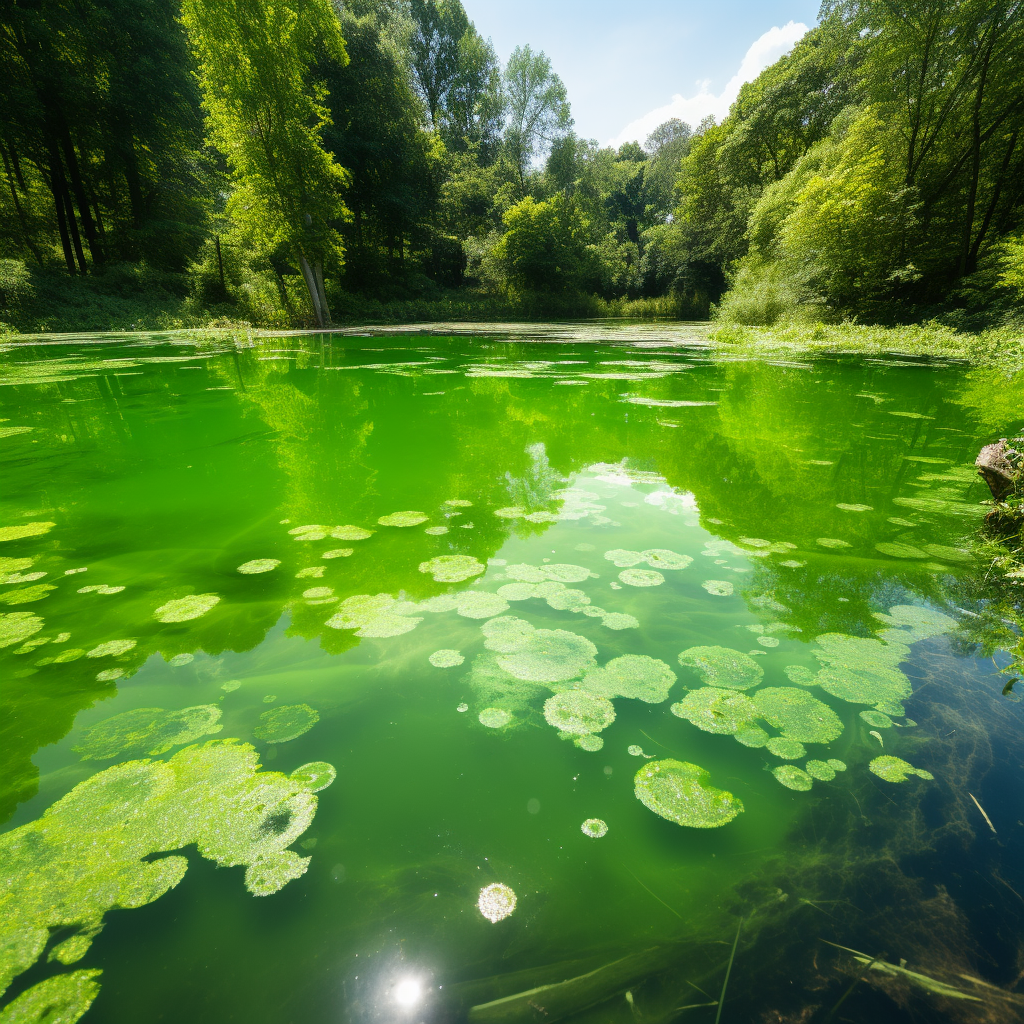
[1, 324, 1022, 1024]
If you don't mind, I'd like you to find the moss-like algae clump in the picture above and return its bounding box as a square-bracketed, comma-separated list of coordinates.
[582, 655, 676, 703]
[253, 704, 319, 743]
[0, 740, 331, 1004]
[869, 755, 935, 782]
[634, 759, 744, 828]
[73, 705, 223, 760]
[678, 646, 764, 690]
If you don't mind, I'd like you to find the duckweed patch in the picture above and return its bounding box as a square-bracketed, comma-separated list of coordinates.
[582, 655, 676, 703]
[418, 555, 486, 583]
[429, 649, 464, 668]
[237, 559, 280, 574]
[869, 755, 935, 782]
[543, 691, 615, 736]
[153, 594, 220, 623]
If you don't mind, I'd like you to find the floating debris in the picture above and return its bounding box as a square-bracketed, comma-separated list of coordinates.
[968, 792, 997, 834]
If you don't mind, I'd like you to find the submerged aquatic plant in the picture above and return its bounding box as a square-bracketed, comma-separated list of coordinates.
[583, 655, 676, 703]
[634, 759, 744, 828]
[678, 646, 764, 689]
[153, 594, 220, 623]
[418, 555, 486, 583]
[0, 741, 331, 1003]
[73, 705, 223, 760]
[868, 755, 934, 782]
[477, 883, 516, 922]
[253, 704, 319, 743]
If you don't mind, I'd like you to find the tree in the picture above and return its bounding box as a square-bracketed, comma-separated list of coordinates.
[503, 45, 573, 192]
[181, 0, 350, 326]
[492, 193, 595, 291]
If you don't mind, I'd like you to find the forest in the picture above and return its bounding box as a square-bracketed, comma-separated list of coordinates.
[1, 0, 1023, 331]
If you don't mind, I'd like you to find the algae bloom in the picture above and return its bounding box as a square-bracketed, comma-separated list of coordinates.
[154, 593, 221, 623]
[678, 646, 764, 690]
[86, 639, 136, 658]
[0, 611, 45, 648]
[619, 568, 665, 587]
[429, 649, 464, 668]
[869, 755, 934, 782]
[326, 594, 422, 638]
[701, 580, 734, 596]
[290, 762, 337, 792]
[253, 704, 320, 743]
[582, 655, 676, 703]
[773, 765, 814, 791]
[634, 759, 743, 828]
[331, 525, 373, 540]
[477, 882, 516, 922]
[418, 555, 486, 583]
[74, 705, 223, 759]
[543, 690, 616, 736]
[237, 559, 280, 574]
[479, 707, 512, 728]
[0, 741, 330, 1003]
[378, 511, 428, 527]
[581, 818, 608, 838]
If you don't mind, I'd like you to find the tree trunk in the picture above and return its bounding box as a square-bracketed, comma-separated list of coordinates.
[298, 254, 325, 327]
[1, 144, 43, 267]
[48, 158, 77, 274]
[60, 127, 103, 265]
[123, 139, 144, 229]
[313, 261, 331, 325]
[215, 235, 226, 296]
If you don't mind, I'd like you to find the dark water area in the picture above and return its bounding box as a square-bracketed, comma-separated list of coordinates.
[1, 324, 1022, 1024]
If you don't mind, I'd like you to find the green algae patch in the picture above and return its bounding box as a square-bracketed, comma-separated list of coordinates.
[581, 818, 608, 838]
[811, 632, 912, 705]
[478, 707, 512, 729]
[0, 522, 55, 543]
[671, 687, 758, 735]
[326, 594, 422, 638]
[543, 691, 616, 735]
[0, 584, 55, 605]
[73, 705, 223, 760]
[634, 759, 743, 828]
[583, 655, 676, 703]
[0, 969, 102, 1024]
[377, 511, 428, 527]
[875, 542, 927, 559]
[805, 759, 837, 781]
[253, 704, 319, 743]
[872, 604, 956, 641]
[490, 619, 597, 684]
[86, 639, 136, 658]
[619, 568, 665, 587]
[766, 736, 807, 759]
[869, 755, 934, 782]
[0, 740, 328, 1001]
[429, 649, 464, 668]
[477, 882, 516, 922]
[237, 559, 280, 575]
[701, 579, 734, 596]
[773, 765, 813, 791]
[783, 664, 817, 686]
[0, 611, 44, 648]
[418, 555, 486, 583]
[860, 709, 894, 728]
[752, 687, 844, 744]
[154, 594, 220, 623]
[331, 525, 373, 540]
[290, 762, 336, 792]
[678, 646, 764, 690]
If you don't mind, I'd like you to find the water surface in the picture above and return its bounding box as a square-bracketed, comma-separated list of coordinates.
[1, 325, 1021, 1023]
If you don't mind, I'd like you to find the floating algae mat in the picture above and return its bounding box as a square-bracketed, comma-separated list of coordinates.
[1, 325, 1021, 1023]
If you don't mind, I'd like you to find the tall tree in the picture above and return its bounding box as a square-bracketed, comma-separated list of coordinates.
[181, 0, 350, 326]
[503, 45, 572, 192]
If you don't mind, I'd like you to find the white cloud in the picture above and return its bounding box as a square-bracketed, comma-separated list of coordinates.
[607, 21, 809, 148]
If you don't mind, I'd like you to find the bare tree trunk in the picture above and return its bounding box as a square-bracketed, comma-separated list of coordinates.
[1, 144, 43, 266]
[298, 253, 325, 327]
[60, 128, 103, 265]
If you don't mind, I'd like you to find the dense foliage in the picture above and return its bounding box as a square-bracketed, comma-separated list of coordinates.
[1, 0, 1022, 329]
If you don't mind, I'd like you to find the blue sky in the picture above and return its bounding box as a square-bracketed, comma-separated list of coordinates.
[462, 0, 822, 146]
